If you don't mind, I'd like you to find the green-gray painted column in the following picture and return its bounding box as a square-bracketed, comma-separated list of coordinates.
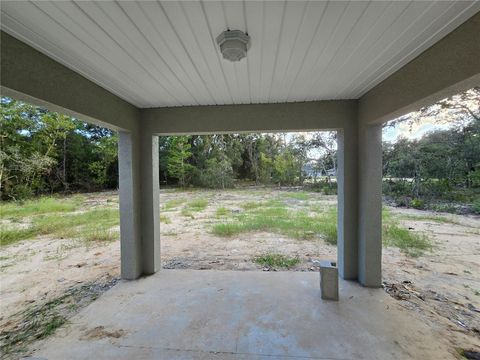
[118, 130, 160, 279]
[118, 131, 142, 279]
[358, 123, 383, 287]
[337, 126, 358, 280]
[140, 134, 160, 274]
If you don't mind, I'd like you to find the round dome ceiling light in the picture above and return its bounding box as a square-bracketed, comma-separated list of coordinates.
[216, 30, 250, 62]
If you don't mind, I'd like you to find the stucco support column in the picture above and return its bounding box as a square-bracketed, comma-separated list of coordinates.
[357, 123, 383, 287]
[118, 130, 159, 279]
[337, 126, 358, 280]
[139, 132, 160, 275]
[118, 131, 142, 279]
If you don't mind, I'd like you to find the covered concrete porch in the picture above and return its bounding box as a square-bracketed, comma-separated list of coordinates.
[30, 270, 451, 359]
[1, 2, 479, 356]
[1, 3, 478, 287]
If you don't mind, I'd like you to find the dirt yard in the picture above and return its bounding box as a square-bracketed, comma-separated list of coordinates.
[1, 188, 479, 358]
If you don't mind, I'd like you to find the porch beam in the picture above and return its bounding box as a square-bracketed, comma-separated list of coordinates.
[359, 12, 480, 125]
[141, 100, 357, 135]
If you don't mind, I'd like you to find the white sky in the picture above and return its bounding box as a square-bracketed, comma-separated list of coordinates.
[382, 121, 455, 143]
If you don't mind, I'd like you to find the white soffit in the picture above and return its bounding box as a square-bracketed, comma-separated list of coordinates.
[1, 1, 479, 108]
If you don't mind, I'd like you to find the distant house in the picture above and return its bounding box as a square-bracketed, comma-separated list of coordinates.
[302, 163, 318, 178]
[325, 168, 336, 177]
[302, 163, 336, 178]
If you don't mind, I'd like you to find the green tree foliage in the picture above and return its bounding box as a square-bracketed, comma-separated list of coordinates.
[1, 98, 118, 200]
[158, 132, 315, 188]
[167, 136, 193, 187]
[383, 90, 480, 207]
[273, 149, 299, 185]
[5, 87, 477, 206]
[200, 156, 234, 189]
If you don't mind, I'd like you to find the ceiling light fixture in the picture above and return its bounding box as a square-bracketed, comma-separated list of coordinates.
[216, 30, 250, 62]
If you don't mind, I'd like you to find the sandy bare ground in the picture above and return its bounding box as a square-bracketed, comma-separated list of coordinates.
[1, 188, 479, 358]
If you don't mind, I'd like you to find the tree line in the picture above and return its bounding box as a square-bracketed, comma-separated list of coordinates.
[1, 87, 478, 209]
[1, 97, 335, 200]
[1, 98, 118, 200]
[382, 87, 480, 211]
[160, 132, 335, 189]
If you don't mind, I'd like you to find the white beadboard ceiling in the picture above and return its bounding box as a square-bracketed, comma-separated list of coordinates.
[1, 1, 479, 108]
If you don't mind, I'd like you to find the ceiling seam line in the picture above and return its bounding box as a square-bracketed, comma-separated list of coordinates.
[259, 1, 266, 102]
[117, 1, 202, 107]
[332, 0, 416, 98]
[317, 2, 392, 98]
[266, 0, 288, 102]
[0, 19, 143, 108]
[221, 3, 241, 102]
[348, 0, 440, 96]
[296, 1, 350, 101]
[242, 0, 252, 104]
[105, 0, 184, 105]
[284, 0, 330, 102]
[20, 3, 149, 106]
[178, 1, 223, 105]
[74, 1, 181, 106]
[276, 0, 309, 100]
[199, 0, 235, 104]
[46, 2, 151, 106]
[305, 0, 372, 99]
[157, 0, 217, 105]
[137, 3, 206, 106]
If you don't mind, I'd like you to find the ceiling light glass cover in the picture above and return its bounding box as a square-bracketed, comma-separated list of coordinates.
[216, 30, 250, 62]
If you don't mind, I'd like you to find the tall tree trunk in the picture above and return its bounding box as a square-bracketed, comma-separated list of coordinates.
[63, 136, 68, 190]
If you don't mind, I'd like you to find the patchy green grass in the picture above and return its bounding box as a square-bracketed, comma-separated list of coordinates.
[241, 199, 285, 210]
[0, 195, 84, 219]
[213, 204, 431, 256]
[215, 207, 229, 217]
[82, 227, 118, 243]
[185, 198, 208, 212]
[180, 208, 194, 218]
[212, 203, 337, 244]
[33, 209, 119, 238]
[0, 227, 39, 247]
[0, 208, 119, 247]
[383, 223, 431, 257]
[382, 208, 432, 257]
[253, 253, 300, 269]
[241, 201, 262, 210]
[281, 192, 311, 200]
[163, 198, 186, 211]
[396, 214, 461, 225]
[398, 214, 447, 223]
[163, 231, 178, 236]
[160, 214, 171, 224]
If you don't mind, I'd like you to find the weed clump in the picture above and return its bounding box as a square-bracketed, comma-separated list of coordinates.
[253, 253, 300, 269]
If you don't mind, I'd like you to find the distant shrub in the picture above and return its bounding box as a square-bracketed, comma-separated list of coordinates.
[9, 184, 34, 201]
[410, 198, 424, 209]
[472, 199, 480, 215]
[198, 158, 235, 189]
[383, 179, 411, 198]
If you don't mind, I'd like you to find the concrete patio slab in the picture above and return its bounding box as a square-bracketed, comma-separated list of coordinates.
[30, 270, 451, 359]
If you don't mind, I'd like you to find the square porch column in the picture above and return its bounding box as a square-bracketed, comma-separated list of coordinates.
[357, 123, 383, 287]
[118, 130, 160, 279]
[337, 126, 358, 280]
